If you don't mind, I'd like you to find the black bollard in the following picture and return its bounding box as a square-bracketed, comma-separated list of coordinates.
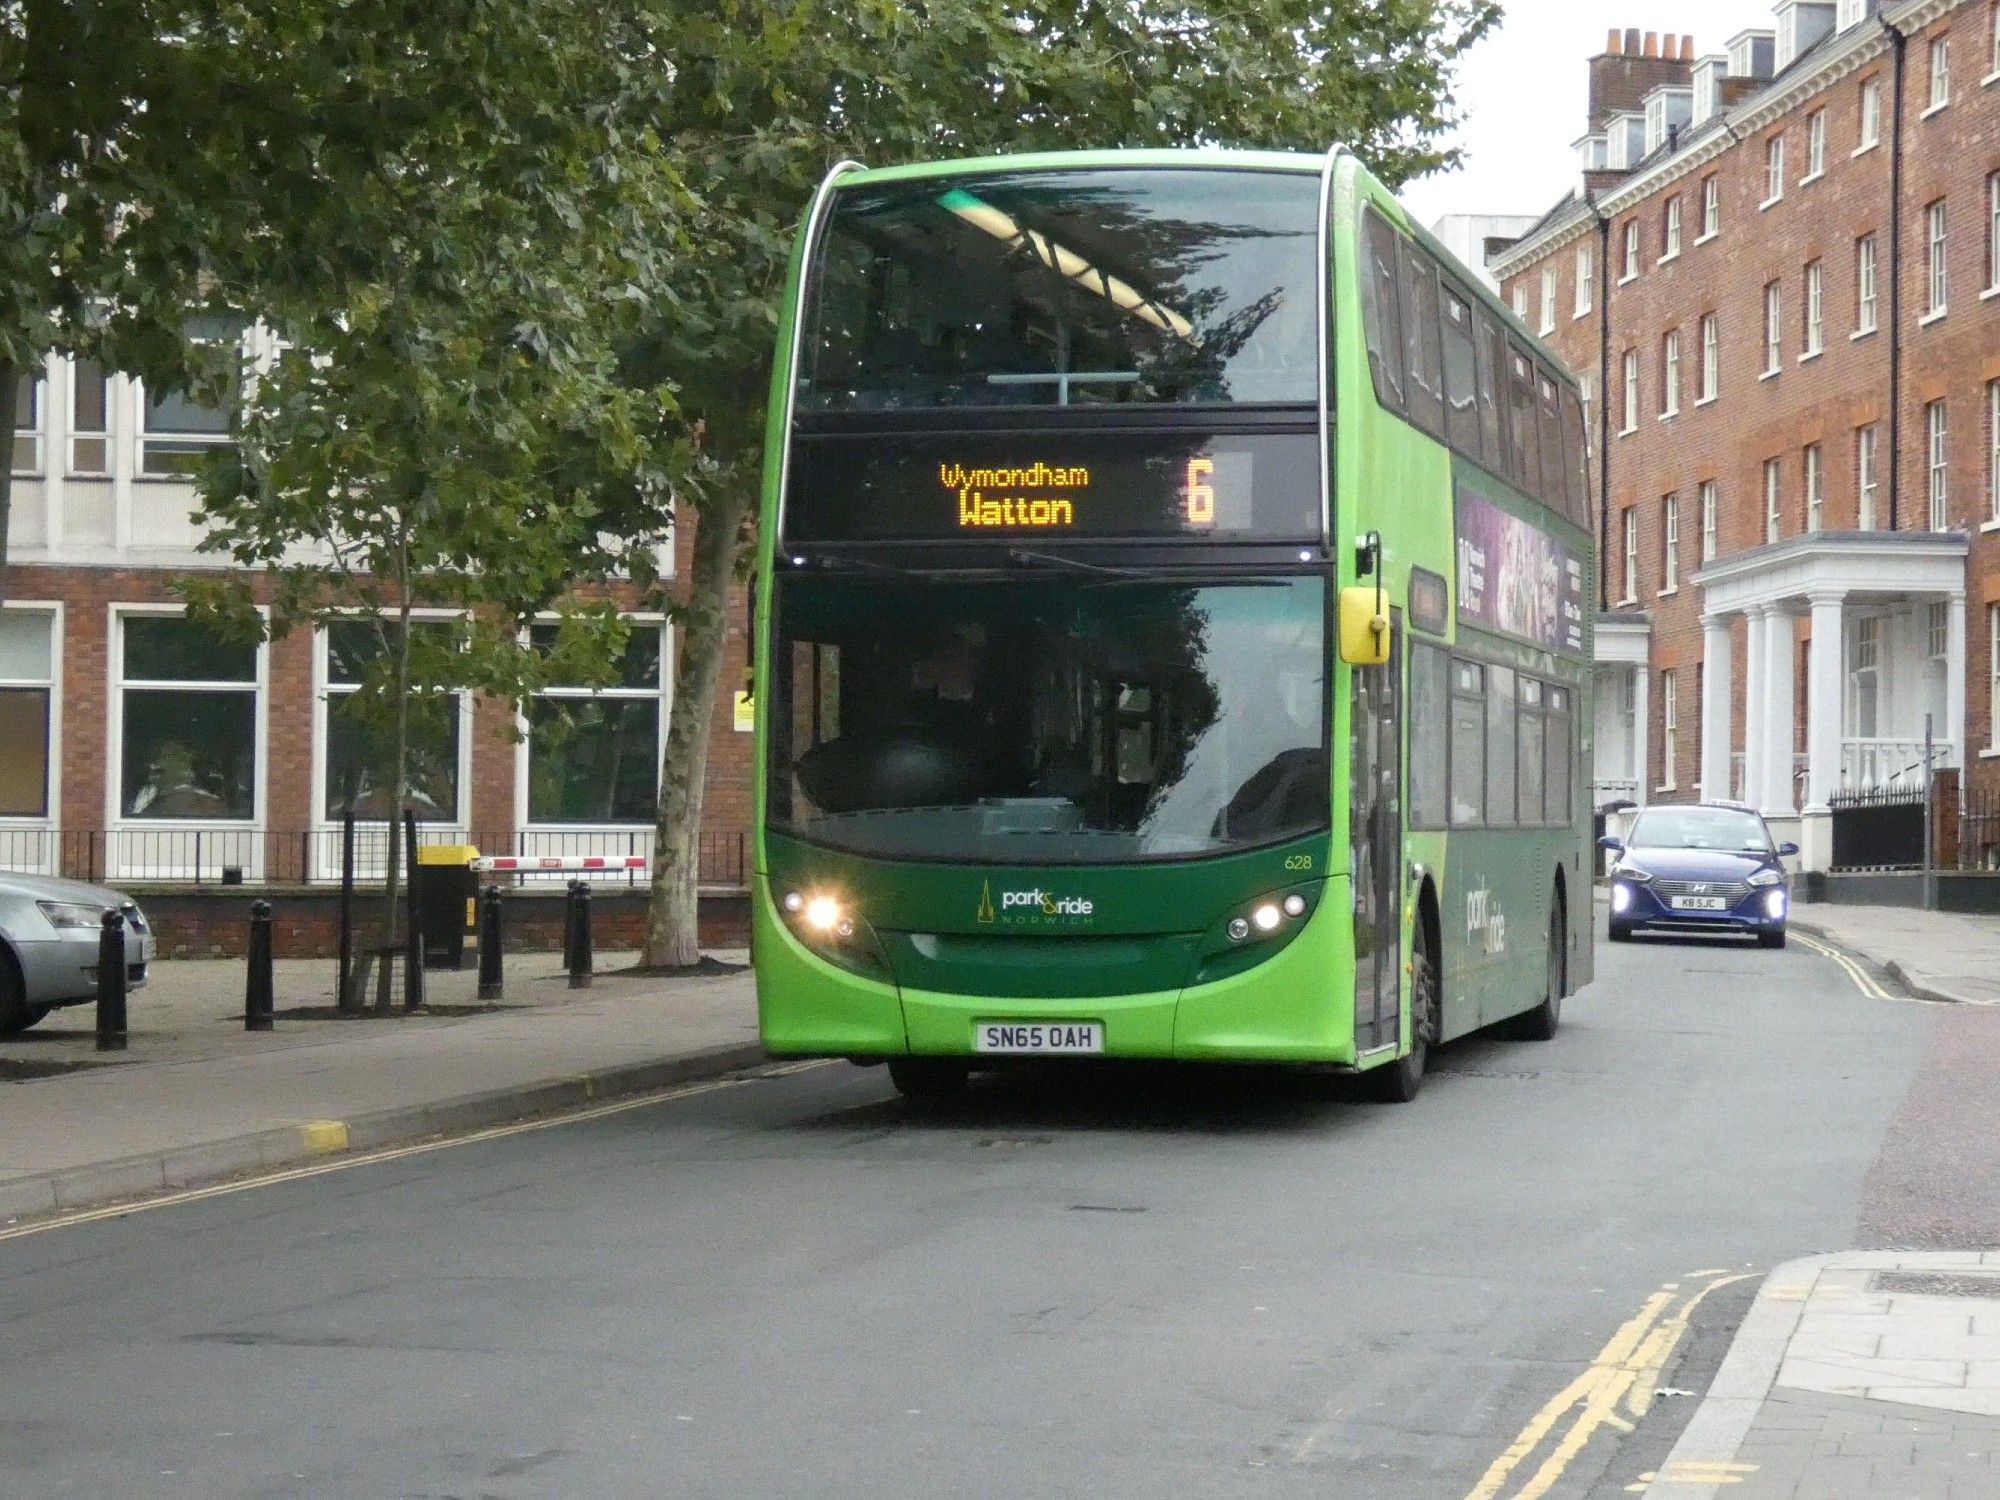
[245, 899, 275, 1031]
[96, 909, 127, 1052]
[568, 880, 593, 990]
[404, 925, 426, 1010]
[477, 884, 505, 1001]
[562, 880, 581, 972]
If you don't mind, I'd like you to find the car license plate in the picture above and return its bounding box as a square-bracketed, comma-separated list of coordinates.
[974, 1021, 1104, 1054]
[1670, 896, 1729, 912]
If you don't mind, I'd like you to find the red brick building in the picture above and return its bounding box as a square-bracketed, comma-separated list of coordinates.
[1490, 1, 2000, 871]
[0, 348, 753, 893]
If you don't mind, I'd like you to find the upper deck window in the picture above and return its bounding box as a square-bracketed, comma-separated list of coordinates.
[796, 169, 1320, 412]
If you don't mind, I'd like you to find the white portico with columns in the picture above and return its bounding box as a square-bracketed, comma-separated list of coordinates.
[1692, 532, 1969, 872]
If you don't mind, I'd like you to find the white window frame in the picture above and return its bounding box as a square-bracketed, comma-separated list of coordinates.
[10, 367, 43, 477]
[67, 356, 111, 476]
[1574, 245, 1593, 316]
[1662, 495, 1680, 592]
[0, 602, 62, 839]
[108, 606, 268, 887]
[313, 612, 476, 836]
[1700, 480, 1718, 561]
[1928, 400, 1949, 529]
[1857, 77, 1882, 152]
[1538, 268, 1556, 335]
[1621, 509, 1638, 603]
[1989, 0, 2000, 83]
[1661, 670, 1679, 792]
[1763, 281, 1783, 375]
[1621, 221, 1640, 283]
[1620, 349, 1639, 435]
[1985, 170, 1999, 293]
[1512, 284, 1527, 319]
[1803, 260, 1824, 357]
[1765, 457, 1783, 542]
[1925, 199, 1949, 319]
[1858, 424, 1880, 529]
[137, 366, 234, 478]
[1700, 175, 1721, 241]
[1989, 604, 2000, 751]
[1661, 197, 1683, 262]
[1696, 313, 1718, 404]
[516, 614, 674, 835]
[1805, 442, 1823, 531]
[1805, 110, 1827, 181]
[1928, 602, 1949, 661]
[1928, 34, 1952, 113]
[1856, 234, 1879, 334]
[1763, 136, 1785, 207]
[1661, 330, 1680, 418]
[1988, 379, 2000, 525]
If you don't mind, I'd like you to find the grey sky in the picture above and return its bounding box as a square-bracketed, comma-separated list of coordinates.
[1400, 1, 1761, 227]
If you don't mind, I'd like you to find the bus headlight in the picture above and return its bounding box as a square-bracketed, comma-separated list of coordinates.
[778, 888, 883, 977]
[804, 895, 844, 933]
[1252, 903, 1283, 933]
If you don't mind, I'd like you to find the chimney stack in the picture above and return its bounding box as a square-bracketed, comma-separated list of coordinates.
[1589, 23, 1700, 137]
[1679, 34, 1696, 62]
[1606, 28, 1623, 55]
[1624, 27, 1640, 54]
[1643, 30, 1659, 58]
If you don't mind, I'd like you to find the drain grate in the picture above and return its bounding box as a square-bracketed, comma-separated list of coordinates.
[1869, 1270, 2000, 1299]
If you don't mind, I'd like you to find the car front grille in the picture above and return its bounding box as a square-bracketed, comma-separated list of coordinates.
[1653, 877, 1751, 901]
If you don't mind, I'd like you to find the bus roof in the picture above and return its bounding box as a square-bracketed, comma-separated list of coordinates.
[834, 148, 1332, 189]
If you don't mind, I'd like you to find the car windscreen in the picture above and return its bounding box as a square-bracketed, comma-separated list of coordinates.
[796, 168, 1321, 411]
[1628, 808, 1774, 853]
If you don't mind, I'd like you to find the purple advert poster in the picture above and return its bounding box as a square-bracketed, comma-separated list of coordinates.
[1454, 489, 1585, 653]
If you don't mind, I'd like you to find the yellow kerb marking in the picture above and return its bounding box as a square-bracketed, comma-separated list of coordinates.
[1465, 1271, 1757, 1500]
[299, 1120, 350, 1154]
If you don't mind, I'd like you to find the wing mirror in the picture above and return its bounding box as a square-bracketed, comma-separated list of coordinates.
[1338, 531, 1390, 666]
[1776, 840, 1799, 857]
[1596, 835, 1624, 852]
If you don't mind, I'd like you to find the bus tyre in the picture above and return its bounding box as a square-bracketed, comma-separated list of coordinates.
[888, 1057, 971, 1102]
[1370, 932, 1437, 1104]
[1507, 897, 1565, 1041]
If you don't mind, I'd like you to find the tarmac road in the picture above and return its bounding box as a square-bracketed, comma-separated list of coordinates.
[5, 925, 1985, 1499]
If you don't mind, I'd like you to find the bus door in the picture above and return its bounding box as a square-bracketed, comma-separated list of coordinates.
[1349, 609, 1402, 1052]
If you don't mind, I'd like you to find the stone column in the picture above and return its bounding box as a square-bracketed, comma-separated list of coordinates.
[1742, 606, 1769, 806]
[1700, 614, 1734, 800]
[1805, 593, 1846, 811]
[1945, 591, 1966, 769]
[1763, 607, 1798, 816]
[1631, 663, 1650, 807]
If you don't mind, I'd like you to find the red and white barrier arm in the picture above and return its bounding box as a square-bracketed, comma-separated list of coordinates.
[468, 855, 649, 874]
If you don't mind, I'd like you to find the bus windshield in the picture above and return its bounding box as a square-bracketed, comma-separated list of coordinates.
[797, 169, 1321, 411]
[769, 574, 1327, 863]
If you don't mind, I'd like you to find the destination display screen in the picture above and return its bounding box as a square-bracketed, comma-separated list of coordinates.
[783, 429, 1319, 543]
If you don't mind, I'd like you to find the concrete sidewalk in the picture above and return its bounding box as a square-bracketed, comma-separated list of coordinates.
[0, 952, 762, 1223]
[1791, 905, 2000, 1006]
[1642, 1252, 2000, 1498]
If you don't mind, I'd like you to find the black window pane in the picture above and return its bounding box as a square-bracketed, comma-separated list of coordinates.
[1408, 645, 1448, 828]
[1561, 385, 1591, 525]
[1547, 707, 1572, 823]
[801, 169, 1321, 410]
[121, 689, 256, 818]
[1536, 372, 1566, 509]
[1361, 210, 1405, 410]
[73, 359, 108, 430]
[1476, 313, 1508, 474]
[1518, 704, 1546, 825]
[1440, 288, 1482, 459]
[1398, 242, 1444, 436]
[1508, 348, 1541, 491]
[0, 687, 50, 816]
[326, 619, 459, 686]
[322, 693, 460, 821]
[1485, 664, 1516, 826]
[1449, 662, 1485, 826]
[529, 623, 661, 689]
[124, 616, 255, 683]
[528, 699, 660, 823]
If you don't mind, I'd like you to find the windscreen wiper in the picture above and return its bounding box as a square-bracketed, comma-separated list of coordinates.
[1005, 548, 1147, 578]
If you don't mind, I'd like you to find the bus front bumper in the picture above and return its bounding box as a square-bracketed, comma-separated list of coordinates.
[755, 880, 1364, 1066]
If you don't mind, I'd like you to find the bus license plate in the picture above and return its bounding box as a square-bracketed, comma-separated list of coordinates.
[1669, 896, 1728, 911]
[974, 1022, 1104, 1055]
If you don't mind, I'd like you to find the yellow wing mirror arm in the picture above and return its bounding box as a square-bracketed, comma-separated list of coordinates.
[1338, 531, 1391, 666]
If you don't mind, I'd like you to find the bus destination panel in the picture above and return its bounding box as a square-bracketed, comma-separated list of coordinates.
[785, 429, 1319, 543]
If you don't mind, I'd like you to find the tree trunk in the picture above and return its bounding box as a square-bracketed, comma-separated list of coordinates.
[0, 362, 18, 608]
[374, 557, 415, 1014]
[643, 485, 747, 968]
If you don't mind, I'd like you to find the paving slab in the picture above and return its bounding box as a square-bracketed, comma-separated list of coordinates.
[1644, 1253, 2000, 1498]
[1789, 906, 2000, 1006]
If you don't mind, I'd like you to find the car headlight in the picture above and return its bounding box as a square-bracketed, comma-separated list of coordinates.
[1615, 860, 1654, 884]
[36, 900, 105, 932]
[1747, 869, 1784, 887]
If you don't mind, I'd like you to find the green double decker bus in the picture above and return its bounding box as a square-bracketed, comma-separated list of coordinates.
[752, 148, 1595, 1101]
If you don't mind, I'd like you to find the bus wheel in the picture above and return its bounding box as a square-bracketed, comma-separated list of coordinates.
[888, 1057, 970, 1103]
[1370, 927, 1437, 1104]
[1508, 894, 1565, 1041]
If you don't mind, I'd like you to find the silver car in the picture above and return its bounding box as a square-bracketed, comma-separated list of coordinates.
[0, 871, 155, 1035]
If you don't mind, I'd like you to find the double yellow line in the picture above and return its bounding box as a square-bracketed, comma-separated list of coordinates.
[1466, 1270, 1755, 1500]
[1789, 932, 1904, 1004]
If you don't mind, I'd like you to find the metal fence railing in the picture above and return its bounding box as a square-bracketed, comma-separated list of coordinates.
[0, 825, 749, 891]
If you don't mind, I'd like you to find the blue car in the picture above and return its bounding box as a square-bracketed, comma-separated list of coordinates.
[1599, 803, 1797, 948]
